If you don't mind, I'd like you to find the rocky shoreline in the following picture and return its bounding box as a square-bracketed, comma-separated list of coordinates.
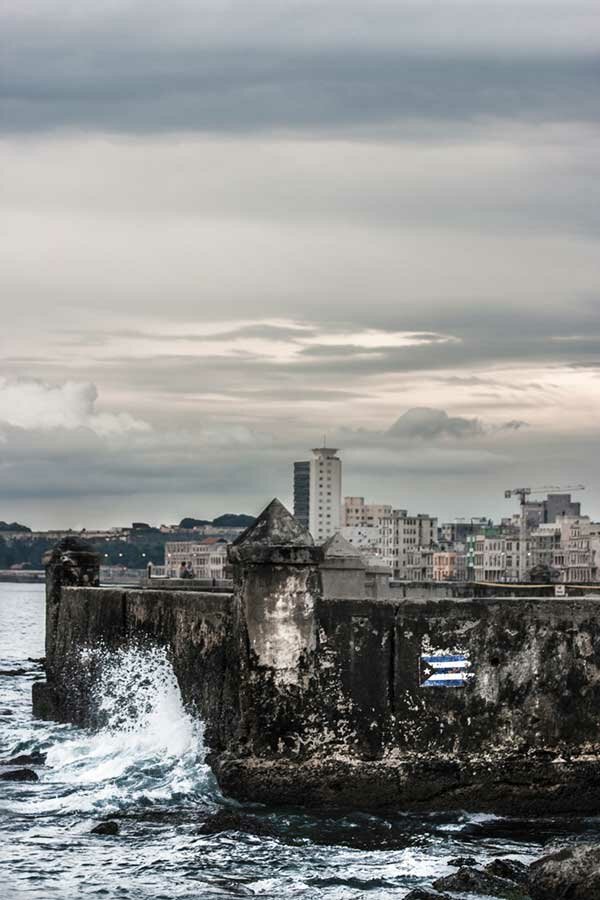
[404, 842, 600, 899]
[80, 806, 600, 900]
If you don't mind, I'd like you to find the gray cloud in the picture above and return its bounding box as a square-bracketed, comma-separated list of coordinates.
[387, 408, 484, 440]
[3, 52, 599, 134]
[2, 1, 600, 134]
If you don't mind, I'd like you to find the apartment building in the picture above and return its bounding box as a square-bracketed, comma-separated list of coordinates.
[404, 547, 434, 582]
[380, 509, 437, 579]
[465, 533, 523, 582]
[432, 549, 466, 582]
[342, 497, 392, 528]
[554, 517, 600, 583]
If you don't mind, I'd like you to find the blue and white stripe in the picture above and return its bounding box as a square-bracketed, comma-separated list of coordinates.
[420, 653, 472, 688]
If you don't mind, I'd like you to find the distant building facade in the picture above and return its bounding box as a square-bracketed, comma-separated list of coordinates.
[342, 497, 392, 528]
[522, 493, 582, 529]
[439, 518, 491, 544]
[433, 550, 466, 582]
[165, 539, 229, 580]
[340, 525, 384, 563]
[293, 461, 311, 530]
[380, 509, 437, 580]
[308, 447, 342, 543]
[404, 547, 435, 582]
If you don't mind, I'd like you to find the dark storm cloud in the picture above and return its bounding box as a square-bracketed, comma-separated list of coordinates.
[3, 51, 599, 134]
[2, 0, 600, 134]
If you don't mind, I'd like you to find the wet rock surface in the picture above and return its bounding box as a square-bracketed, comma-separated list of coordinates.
[91, 821, 120, 835]
[197, 810, 278, 838]
[0, 751, 46, 766]
[404, 889, 452, 900]
[529, 843, 600, 899]
[447, 855, 477, 867]
[0, 768, 39, 782]
[433, 864, 529, 898]
[486, 857, 529, 885]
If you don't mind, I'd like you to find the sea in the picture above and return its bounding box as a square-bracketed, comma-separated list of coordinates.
[1, 582, 597, 899]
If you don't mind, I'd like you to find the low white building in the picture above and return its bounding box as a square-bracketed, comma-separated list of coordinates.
[164, 539, 229, 580]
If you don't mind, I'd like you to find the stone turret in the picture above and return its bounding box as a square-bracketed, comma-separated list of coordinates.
[229, 497, 317, 567]
[226, 499, 321, 757]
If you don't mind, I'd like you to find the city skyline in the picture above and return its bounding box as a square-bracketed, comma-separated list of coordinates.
[2, 1, 599, 528]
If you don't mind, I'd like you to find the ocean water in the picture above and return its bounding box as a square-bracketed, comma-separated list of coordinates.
[0, 583, 596, 899]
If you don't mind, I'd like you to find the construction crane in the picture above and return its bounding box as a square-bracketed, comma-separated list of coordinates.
[504, 485, 585, 580]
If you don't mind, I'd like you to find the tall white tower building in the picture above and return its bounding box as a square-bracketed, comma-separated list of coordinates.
[308, 447, 342, 543]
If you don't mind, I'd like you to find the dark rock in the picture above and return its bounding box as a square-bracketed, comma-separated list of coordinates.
[433, 865, 529, 898]
[404, 889, 452, 900]
[1, 751, 46, 766]
[91, 821, 120, 835]
[486, 858, 529, 885]
[31, 681, 60, 721]
[447, 855, 477, 867]
[197, 809, 278, 838]
[0, 768, 39, 782]
[529, 843, 600, 900]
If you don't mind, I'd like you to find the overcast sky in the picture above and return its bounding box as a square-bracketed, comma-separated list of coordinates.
[1, 0, 599, 528]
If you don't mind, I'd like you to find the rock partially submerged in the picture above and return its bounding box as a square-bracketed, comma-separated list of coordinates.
[486, 858, 529, 885]
[91, 821, 120, 835]
[529, 843, 600, 900]
[404, 889, 452, 900]
[0, 768, 39, 782]
[433, 864, 529, 898]
[447, 855, 477, 867]
[197, 810, 278, 838]
[0, 751, 46, 766]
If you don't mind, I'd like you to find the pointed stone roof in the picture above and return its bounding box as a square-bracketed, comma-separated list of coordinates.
[233, 498, 314, 548]
[321, 532, 364, 560]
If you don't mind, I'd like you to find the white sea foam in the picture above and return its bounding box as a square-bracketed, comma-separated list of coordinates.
[36, 646, 212, 813]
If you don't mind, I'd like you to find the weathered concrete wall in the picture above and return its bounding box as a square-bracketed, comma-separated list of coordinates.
[33, 510, 600, 815]
[34, 585, 237, 752]
[393, 581, 600, 600]
[214, 592, 600, 813]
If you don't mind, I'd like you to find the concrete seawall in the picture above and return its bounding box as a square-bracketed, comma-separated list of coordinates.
[33, 507, 600, 814]
[34, 584, 238, 754]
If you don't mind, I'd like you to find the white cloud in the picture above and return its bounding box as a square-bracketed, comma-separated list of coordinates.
[0, 378, 150, 436]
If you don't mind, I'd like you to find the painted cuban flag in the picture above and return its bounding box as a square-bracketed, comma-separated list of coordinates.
[420, 653, 472, 688]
